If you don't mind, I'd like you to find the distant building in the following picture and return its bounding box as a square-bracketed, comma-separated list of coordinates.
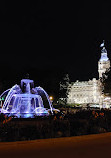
[67, 41, 110, 106]
[67, 78, 101, 105]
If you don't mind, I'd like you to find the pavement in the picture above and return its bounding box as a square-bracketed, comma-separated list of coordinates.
[0, 132, 111, 158]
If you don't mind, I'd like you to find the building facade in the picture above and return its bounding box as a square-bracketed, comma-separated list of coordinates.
[67, 42, 110, 105]
[67, 78, 102, 105]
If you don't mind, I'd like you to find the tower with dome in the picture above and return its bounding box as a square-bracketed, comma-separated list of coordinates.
[98, 40, 110, 78]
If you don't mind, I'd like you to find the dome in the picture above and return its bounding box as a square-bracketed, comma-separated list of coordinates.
[99, 47, 109, 62]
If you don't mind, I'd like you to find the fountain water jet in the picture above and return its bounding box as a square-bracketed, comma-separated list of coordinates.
[0, 79, 54, 118]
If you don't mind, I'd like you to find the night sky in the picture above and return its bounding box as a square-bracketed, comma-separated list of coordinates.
[1, 1, 111, 96]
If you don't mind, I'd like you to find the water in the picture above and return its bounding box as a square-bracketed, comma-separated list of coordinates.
[0, 79, 53, 118]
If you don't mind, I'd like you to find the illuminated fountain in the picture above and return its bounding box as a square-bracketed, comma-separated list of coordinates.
[0, 79, 54, 118]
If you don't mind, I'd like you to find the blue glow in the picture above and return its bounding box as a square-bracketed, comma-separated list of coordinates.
[100, 53, 109, 62]
[1, 79, 54, 118]
[100, 47, 109, 62]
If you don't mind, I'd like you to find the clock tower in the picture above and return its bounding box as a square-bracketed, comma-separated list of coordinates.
[98, 41, 110, 78]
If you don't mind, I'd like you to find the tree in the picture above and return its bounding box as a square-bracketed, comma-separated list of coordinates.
[59, 74, 70, 105]
[101, 67, 111, 96]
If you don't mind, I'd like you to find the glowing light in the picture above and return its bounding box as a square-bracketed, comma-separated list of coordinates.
[0, 97, 4, 101]
[100, 52, 109, 62]
[49, 96, 53, 101]
[100, 44, 109, 62]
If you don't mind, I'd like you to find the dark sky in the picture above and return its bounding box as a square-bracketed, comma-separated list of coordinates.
[1, 1, 111, 94]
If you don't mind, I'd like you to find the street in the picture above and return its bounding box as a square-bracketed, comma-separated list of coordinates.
[0, 132, 111, 158]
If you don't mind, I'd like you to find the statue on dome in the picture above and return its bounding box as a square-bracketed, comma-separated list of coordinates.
[100, 40, 105, 48]
[100, 40, 107, 54]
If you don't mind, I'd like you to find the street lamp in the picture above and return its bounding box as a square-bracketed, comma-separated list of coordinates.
[49, 96, 53, 103]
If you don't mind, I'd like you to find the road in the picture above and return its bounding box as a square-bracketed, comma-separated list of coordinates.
[0, 132, 111, 158]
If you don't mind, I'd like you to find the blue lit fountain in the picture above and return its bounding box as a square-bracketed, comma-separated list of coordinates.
[0, 79, 54, 118]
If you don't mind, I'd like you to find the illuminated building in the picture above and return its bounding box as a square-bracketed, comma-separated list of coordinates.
[67, 41, 110, 106]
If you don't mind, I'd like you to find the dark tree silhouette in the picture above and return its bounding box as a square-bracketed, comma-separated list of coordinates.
[59, 74, 70, 105]
[101, 67, 111, 96]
